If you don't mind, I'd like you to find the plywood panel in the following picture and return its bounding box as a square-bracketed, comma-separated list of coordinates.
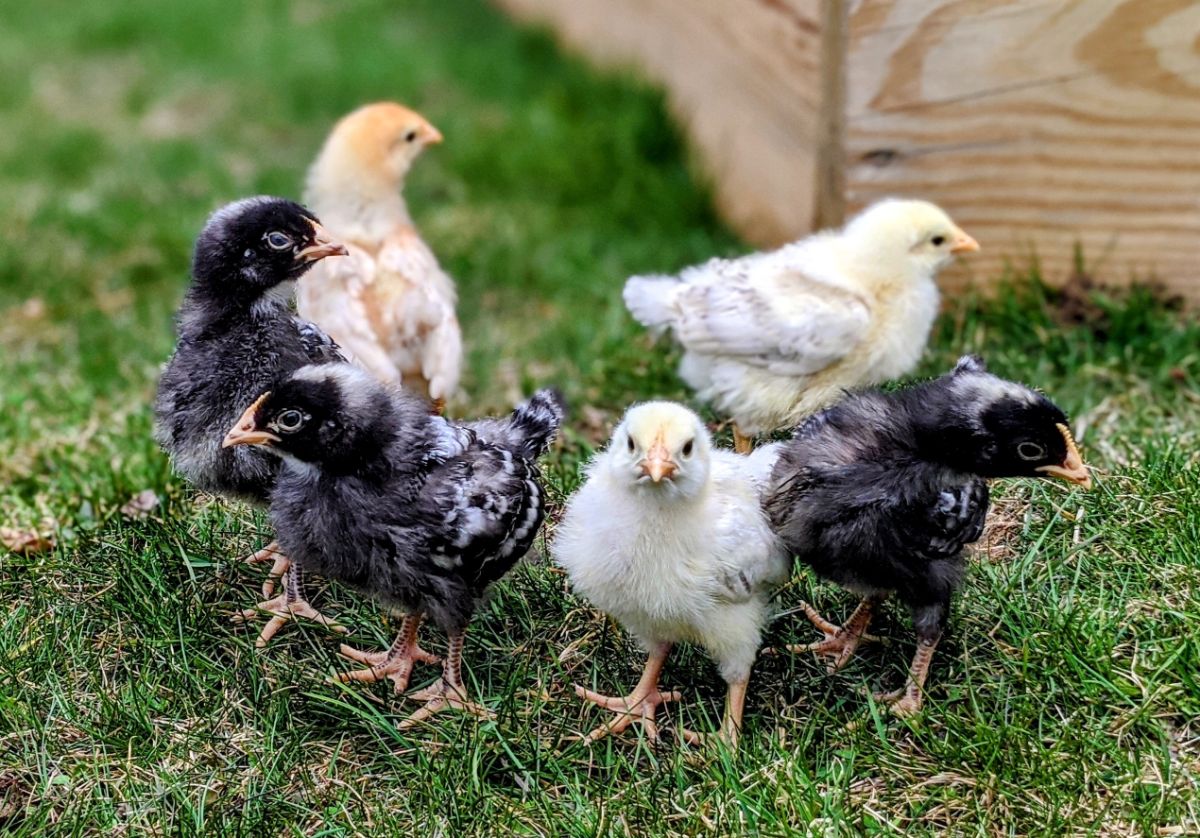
[845, 0, 1200, 294]
[494, 0, 826, 246]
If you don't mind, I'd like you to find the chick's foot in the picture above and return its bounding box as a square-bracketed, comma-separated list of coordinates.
[233, 563, 345, 648]
[242, 540, 290, 598]
[786, 598, 880, 672]
[336, 614, 440, 694]
[572, 643, 680, 743]
[874, 635, 938, 719]
[394, 631, 494, 729]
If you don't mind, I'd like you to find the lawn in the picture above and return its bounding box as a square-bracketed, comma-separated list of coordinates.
[1, 0, 1198, 835]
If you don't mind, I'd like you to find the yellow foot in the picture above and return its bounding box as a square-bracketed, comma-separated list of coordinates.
[397, 679, 495, 730]
[233, 593, 347, 649]
[572, 684, 682, 743]
[785, 602, 878, 673]
[335, 642, 442, 694]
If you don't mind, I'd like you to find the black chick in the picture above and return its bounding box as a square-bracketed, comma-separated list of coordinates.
[154, 196, 349, 645]
[222, 363, 565, 727]
[765, 355, 1091, 717]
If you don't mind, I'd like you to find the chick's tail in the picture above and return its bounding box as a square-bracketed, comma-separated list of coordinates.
[506, 389, 567, 461]
[623, 275, 680, 332]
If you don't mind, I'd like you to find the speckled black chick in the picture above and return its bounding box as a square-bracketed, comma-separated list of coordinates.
[223, 363, 565, 727]
[154, 196, 349, 642]
[765, 355, 1091, 717]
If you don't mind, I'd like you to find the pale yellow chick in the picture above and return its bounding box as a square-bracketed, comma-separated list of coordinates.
[624, 199, 979, 451]
[299, 102, 462, 403]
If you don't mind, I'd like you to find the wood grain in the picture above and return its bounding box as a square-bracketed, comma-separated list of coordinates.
[494, 0, 825, 247]
[845, 0, 1200, 294]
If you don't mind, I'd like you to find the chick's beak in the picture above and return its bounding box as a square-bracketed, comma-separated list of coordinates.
[296, 222, 348, 263]
[639, 441, 677, 483]
[950, 229, 980, 254]
[222, 393, 280, 449]
[1036, 424, 1092, 489]
[421, 123, 444, 145]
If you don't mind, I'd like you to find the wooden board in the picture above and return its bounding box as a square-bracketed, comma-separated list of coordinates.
[845, 0, 1200, 294]
[494, 0, 826, 247]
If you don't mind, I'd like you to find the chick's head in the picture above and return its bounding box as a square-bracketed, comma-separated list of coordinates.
[606, 402, 711, 497]
[222, 364, 394, 470]
[314, 101, 442, 189]
[193, 196, 346, 291]
[942, 356, 1091, 488]
[842, 198, 978, 280]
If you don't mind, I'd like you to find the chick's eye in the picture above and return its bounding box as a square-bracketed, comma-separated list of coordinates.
[404, 130, 418, 143]
[275, 409, 306, 433]
[266, 231, 292, 250]
[1017, 441, 1045, 461]
[681, 439, 694, 457]
[931, 235, 947, 247]
[626, 435, 635, 453]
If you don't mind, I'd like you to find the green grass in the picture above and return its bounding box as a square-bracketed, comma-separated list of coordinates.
[1, 1, 1198, 835]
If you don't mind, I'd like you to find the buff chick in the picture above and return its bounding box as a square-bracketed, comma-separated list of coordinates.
[624, 199, 979, 451]
[299, 102, 462, 405]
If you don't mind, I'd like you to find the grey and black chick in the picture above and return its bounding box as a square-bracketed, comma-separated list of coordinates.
[222, 363, 565, 727]
[154, 196, 349, 646]
[765, 355, 1092, 717]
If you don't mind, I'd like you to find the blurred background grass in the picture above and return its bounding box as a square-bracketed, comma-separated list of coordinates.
[1, 0, 1198, 835]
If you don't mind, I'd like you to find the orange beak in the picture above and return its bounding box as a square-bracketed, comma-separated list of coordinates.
[421, 122, 444, 145]
[950, 229, 980, 254]
[222, 393, 279, 449]
[1036, 424, 1092, 489]
[296, 222, 348, 263]
[639, 440, 677, 483]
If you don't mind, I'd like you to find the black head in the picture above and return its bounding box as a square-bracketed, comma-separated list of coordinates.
[930, 356, 1091, 488]
[221, 364, 397, 472]
[191, 196, 347, 299]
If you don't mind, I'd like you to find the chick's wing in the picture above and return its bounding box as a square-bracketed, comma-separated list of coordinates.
[672, 266, 871, 376]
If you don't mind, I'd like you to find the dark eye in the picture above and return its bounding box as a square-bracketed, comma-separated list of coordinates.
[266, 231, 292, 250]
[404, 130, 418, 143]
[931, 235, 946, 246]
[681, 439, 694, 457]
[626, 435, 635, 453]
[1017, 441, 1045, 461]
[275, 409, 306, 433]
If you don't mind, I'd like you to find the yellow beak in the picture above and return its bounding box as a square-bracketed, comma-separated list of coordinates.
[296, 222, 348, 263]
[222, 393, 279, 449]
[1036, 424, 1092, 489]
[422, 122, 444, 145]
[950, 230, 980, 254]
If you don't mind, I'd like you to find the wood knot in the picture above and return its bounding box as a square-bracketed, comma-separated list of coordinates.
[860, 148, 900, 167]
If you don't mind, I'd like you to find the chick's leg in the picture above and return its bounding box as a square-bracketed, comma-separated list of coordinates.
[336, 614, 441, 693]
[876, 635, 939, 718]
[680, 678, 748, 750]
[236, 561, 346, 649]
[399, 630, 494, 729]
[573, 643, 681, 743]
[242, 540, 290, 597]
[787, 596, 883, 672]
[732, 425, 754, 455]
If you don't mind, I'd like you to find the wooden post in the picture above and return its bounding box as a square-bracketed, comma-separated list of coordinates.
[813, 0, 847, 230]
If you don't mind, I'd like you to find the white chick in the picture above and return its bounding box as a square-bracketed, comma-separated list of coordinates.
[624, 199, 979, 451]
[299, 102, 462, 405]
[553, 401, 788, 747]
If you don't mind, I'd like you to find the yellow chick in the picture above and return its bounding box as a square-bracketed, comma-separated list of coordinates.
[298, 102, 462, 405]
[553, 402, 788, 747]
[624, 199, 979, 451]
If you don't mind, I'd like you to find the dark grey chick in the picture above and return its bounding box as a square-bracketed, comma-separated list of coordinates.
[765, 355, 1092, 717]
[223, 363, 565, 727]
[154, 196, 349, 645]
